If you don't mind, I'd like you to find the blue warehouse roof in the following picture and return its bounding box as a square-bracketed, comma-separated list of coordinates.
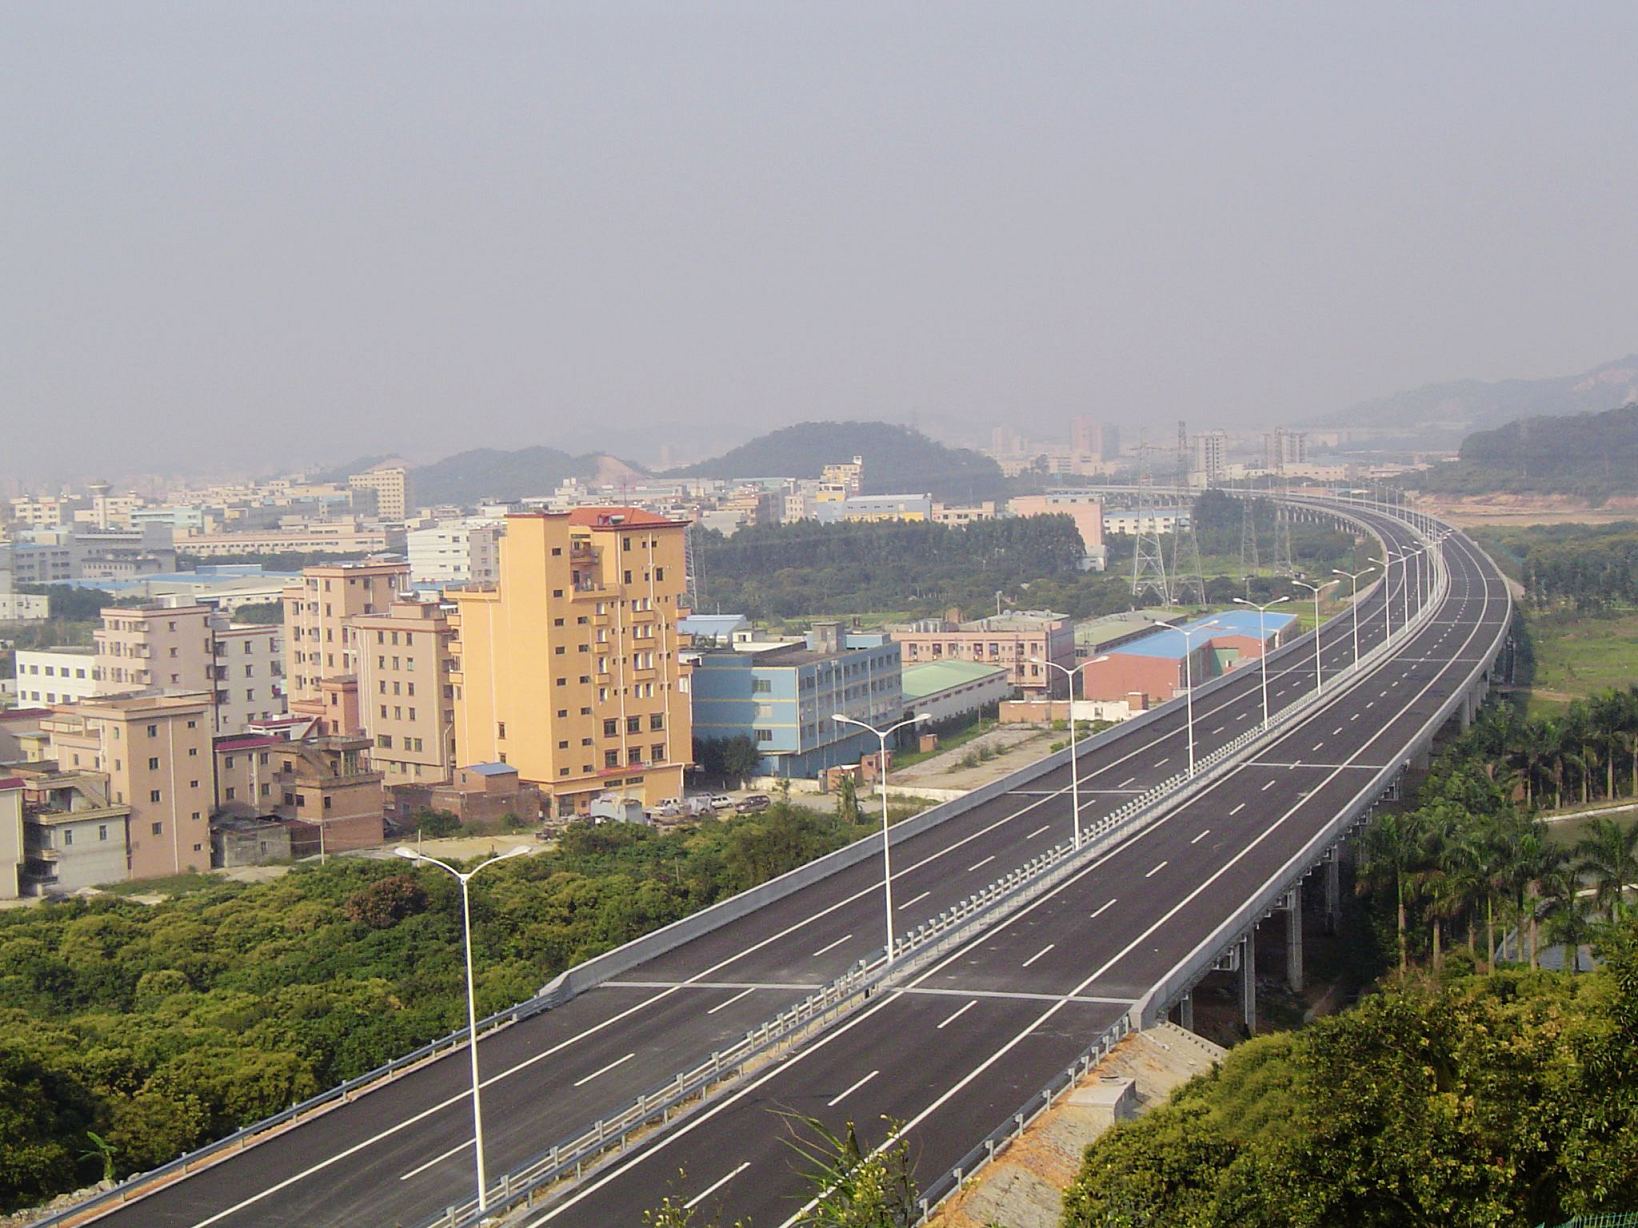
[1107, 610, 1297, 660]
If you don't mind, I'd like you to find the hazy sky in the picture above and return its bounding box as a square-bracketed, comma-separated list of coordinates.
[6, 2, 1638, 483]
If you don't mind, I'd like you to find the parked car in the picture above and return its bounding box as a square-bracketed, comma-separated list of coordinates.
[708, 794, 734, 810]
[734, 793, 771, 814]
[654, 797, 682, 811]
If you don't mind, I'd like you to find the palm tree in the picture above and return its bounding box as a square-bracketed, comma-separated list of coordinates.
[1541, 863, 1595, 973]
[1357, 810, 1426, 973]
[1574, 817, 1638, 921]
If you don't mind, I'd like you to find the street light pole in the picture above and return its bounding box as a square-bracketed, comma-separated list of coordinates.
[393, 844, 530, 1213]
[1031, 654, 1108, 848]
[1369, 551, 1398, 646]
[1291, 579, 1338, 694]
[1154, 621, 1222, 776]
[1400, 547, 1423, 628]
[1331, 566, 1376, 670]
[832, 712, 931, 964]
[1232, 596, 1289, 729]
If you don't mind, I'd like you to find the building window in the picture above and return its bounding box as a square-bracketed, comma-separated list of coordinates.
[626, 716, 641, 734]
[604, 750, 619, 769]
[151, 821, 163, 835]
[754, 729, 773, 743]
[650, 713, 664, 731]
[603, 719, 618, 737]
[146, 724, 157, 737]
[497, 722, 506, 740]
[149, 789, 161, 803]
[63, 829, 73, 846]
[651, 743, 665, 762]
[98, 824, 108, 841]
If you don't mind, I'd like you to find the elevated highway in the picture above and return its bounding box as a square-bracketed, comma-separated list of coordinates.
[59, 499, 1498, 1228]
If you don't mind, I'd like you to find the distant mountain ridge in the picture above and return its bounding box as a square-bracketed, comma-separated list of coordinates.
[1417, 401, 1638, 501]
[665, 420, 1006, 502]
[1320, 352, 1638, 443]
[409, 447, 637, 507]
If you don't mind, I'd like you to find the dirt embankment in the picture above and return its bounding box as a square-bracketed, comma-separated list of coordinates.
[1419, 492, 1638, 528]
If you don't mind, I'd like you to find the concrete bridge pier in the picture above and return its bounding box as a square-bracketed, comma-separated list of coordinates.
[1178, 992, 1194, 1032]
[1285, 884, 1304, 993]
[1323, 852, 1341, 935]
[1241, 932, 1256, 1035]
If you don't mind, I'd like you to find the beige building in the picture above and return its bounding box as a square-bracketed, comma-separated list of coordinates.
[889, 611, 1076, 694]
[349, 467, 411, 521]
[94, 604, 214, 695]
[211, 624, 286, 732]
[42, 693, 213, 880]
[353, 597, 458, 783]
[0, 775, 23, 898]
[13, 646, 101, 706]
[11, 767, 131, 894]
[283, 560, 410, 705]
[272, 734, 384, 852]
[450, 508, 693, 818]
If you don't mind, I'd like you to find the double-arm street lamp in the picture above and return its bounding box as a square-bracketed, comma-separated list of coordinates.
[1231, 596, 1289, 729]
[1369, 550, 1399, 646]
[1331, 566, 1376, 669]
[1031, 654, 1108, 849]
[1400, 547, 1425, 629]
[1154, 621, 1221, 776]
[832, 712, 931, 964]
[1290, 578, 1338, 694]
[394, 844, 530, 1212]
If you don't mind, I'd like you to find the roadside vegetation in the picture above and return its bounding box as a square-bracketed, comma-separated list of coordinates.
[0, 799, 885, 1213]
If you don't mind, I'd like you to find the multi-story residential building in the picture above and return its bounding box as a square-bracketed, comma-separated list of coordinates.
[42, 693, 214, 879]
[1192, 430, 1229, 486]
[271, 734, 384, 852]
[406, 517, 504, 586]
[0, 775, 23, 898]
[0, 592, 49, 621]
[1263, 428, 1309, 472]
[1070, 417, 1119, 462]
[349, 467, 411, 521]
[930, 501, 998, 527]
[450, 508, 692, 818]
[819, 456, 864, 498]
[689, 623, 903, 779]
[213, 732, 279, 816]
[889, 611, 1075, 694]
[94, 604, 214, 695]
[12, 767, 130, 894]
[13, 647, 100, 706]
[211, 623, 286, 732]
[352, 597, 458, 783]
[282, 560, 410, 704]
[7, 496, 75, 529]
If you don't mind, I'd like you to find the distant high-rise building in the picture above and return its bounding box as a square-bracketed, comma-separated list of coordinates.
[1262, 429, 1308, 472]
[1192, 430, 1229, 485]
[282, 561, 411, 706]
[349, 467, 410, 521]
[352, 596, 459, 784]
[1070, 417, 1120, 462]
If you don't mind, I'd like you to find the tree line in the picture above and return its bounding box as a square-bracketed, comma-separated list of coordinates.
[1475, 522, 1638, 612]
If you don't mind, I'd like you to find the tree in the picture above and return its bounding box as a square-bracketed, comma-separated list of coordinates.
[1575, 817, 1638, 921]
[721, 736, 761, 789]
[834, 774, 861, 826]
[1357, 811, 1425, 971]
[782, 1115, 919, 1227]
[343, 874, 429, 929]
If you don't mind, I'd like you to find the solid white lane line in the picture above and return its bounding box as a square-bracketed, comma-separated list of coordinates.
[707, 986, 757, 1015]
[968, 855, 996, 872]
[1089, 898, 1117, 919]
[1145, 860, 1168, 878]
[936, 1000, 979, 1029]
[685, 1162, 750, 1210]
[1026, 824, 1050, 840]
[1230, 802, 1246, 815]
[811, 933, 854, 958]
[1191, 829, 1210, 844]
[573, 1052, 635, 1088]
[399, 1138, 470, 1182]
[827, 1069, 879, 1107]
[903, 890, 931, 909]
[1022, 943, 1056, 967]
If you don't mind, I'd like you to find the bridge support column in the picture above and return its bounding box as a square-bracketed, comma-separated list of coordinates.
[1324, 853, 1341, 935]
[1241, 932, 1256, 1035]
[1178, 993, 1194, 1032]
[1286, 884, 1304, 993]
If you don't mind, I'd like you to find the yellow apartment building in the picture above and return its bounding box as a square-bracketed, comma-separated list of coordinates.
[353, 596, 458, 783]
[43, 693, 214, 880]
[450, 508, 692, 818]
[348, 467, 410, 521]
[282, 560, 410, 704]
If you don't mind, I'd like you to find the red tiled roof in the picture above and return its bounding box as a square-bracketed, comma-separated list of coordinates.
[0, 777, 24, 791]
[566, 507, 679, 530]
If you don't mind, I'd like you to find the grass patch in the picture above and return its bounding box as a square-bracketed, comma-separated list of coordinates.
[1522, 608, 1638, 715]
[892, 717, 998, 769]
[99, 871, 228, 899]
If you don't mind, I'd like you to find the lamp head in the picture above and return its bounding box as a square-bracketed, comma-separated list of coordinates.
[913, 713, 932, 723]
[393, 846, 421, 862]
[499, 846, 530, 861]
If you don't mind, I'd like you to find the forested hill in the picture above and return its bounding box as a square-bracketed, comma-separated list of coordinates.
[667, 421, 1006, 503]
[1417, 402, 1638, 501]
[409, 446, 614, 507]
